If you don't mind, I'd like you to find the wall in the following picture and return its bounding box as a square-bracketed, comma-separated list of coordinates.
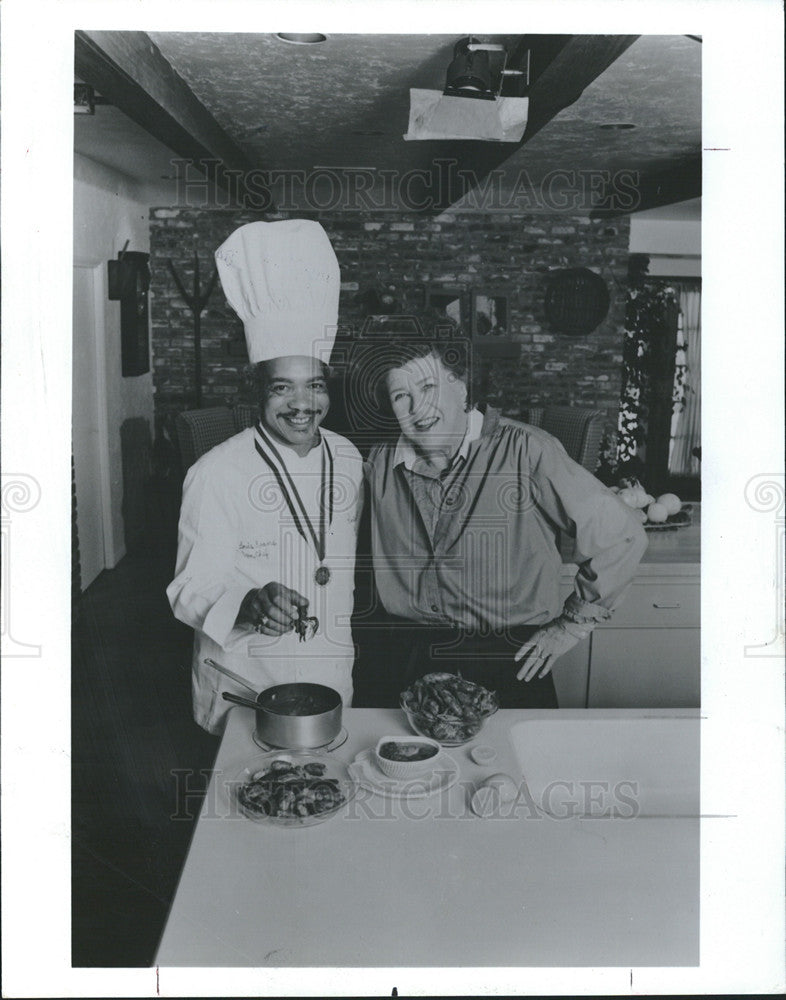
[149, 208, 630, 452]
[74, 153, 156, 564]
[629, 199, 701, 277]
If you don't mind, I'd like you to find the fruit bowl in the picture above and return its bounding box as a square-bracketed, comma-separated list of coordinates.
[643, 503, 693, 531]
[611, 479, 687, 527]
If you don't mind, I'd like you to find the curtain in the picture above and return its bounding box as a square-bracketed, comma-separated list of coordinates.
[669, 284, 701, 475]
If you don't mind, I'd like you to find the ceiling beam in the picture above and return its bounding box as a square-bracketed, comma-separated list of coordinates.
[74, 30, 262, 199]
[590, 155, 702, 217]
[522, 34, 640, 141]
[437, 34, 640, 212]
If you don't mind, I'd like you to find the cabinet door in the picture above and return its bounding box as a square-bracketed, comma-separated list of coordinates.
[552, 639, 590, 708]
[555, 582, 590, 707]
[600, 580, 699, 628]
[588, 629, 700, 708]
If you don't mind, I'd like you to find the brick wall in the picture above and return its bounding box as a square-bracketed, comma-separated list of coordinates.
[149, 209, 629, 443]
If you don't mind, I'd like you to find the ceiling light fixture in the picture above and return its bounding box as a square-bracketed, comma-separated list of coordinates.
[312, 166, 377, 172]
[74, 83, 95, 115]
[405, 37, 531, 142]
[444, 37, 505, 100]
[74, 82, 112, 115]
[275, 33, 326, 45]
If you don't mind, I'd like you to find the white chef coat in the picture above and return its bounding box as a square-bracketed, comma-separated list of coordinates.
[167, 425, 364, 734]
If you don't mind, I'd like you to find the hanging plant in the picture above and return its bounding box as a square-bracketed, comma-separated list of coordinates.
[595, 427, 621, 484]
[616, 273, 679, 476]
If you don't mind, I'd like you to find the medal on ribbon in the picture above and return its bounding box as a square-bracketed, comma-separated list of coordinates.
[254, 423, 334, 589]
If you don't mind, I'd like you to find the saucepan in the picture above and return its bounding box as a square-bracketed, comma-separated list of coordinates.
[207, 661, 342, 748]
[222, 684, 342, 749]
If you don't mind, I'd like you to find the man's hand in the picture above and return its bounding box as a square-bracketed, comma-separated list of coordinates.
[235, 583, 309, 636]
[514, 618, 587, 682]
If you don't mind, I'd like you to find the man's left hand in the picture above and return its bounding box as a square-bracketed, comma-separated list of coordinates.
[514, 620, 583, 682]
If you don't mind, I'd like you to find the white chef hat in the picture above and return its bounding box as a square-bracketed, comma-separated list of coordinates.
[215, 219, 339, 364]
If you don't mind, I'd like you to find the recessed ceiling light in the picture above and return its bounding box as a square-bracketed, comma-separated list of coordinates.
[312, 166, 377, 172]
[598, 122, 636, 130]
[275, 33, 327, 45]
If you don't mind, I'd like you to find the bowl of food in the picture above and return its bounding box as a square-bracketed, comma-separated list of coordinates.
[374, 736, 442, 780]
[231, 750, 356, 827]
[400, 672, 499, 746]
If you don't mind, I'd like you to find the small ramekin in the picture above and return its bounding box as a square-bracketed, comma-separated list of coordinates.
[374, 736, 442, 780]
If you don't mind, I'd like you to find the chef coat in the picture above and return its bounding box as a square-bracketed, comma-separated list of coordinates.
[168, 425, 364, 734]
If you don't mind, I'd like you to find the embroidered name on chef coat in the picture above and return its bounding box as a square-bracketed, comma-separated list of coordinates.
[238, 539, 278, 559]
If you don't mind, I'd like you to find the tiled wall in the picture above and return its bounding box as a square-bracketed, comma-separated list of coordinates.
[149, 208, 630, 439]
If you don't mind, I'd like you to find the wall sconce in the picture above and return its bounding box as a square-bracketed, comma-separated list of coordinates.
[108, 244, 151, 376]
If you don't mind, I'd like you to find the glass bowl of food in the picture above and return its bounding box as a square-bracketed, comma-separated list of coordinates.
[231, 750, 356, 827]
[374, 735, 442, 779]
[400, 672, 499, 746]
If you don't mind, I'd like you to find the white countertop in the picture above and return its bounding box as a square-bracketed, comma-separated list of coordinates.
[156, 707, 699, 968]
[561, 503, 701, 577]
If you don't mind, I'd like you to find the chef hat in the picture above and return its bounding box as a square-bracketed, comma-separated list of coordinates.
[215, 219, 339, 364]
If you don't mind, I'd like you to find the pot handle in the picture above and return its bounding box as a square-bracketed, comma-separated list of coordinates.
[204, 657, 258, 694]
[221, 691, 261, 711]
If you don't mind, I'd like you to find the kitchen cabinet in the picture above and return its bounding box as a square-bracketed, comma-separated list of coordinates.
[559, 507, 700, 709]
[553, 589, 590, 708]
[588, 574, 700, 708]
[589, 625, 700, 708]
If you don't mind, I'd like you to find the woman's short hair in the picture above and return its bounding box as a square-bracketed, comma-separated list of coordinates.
[347, 313, 475, 421]
[370, 337, 472, 413]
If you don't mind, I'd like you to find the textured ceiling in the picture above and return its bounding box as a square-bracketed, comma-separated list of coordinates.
[75, 32, 701, 213]
[149, 32, 465, 170]
[149, 32, 699, 175]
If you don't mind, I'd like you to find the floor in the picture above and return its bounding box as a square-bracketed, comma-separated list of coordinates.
[72, 527, 219, 967]
[70, 470, 393, 967]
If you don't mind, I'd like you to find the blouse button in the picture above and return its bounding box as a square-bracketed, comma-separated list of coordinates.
[430, 604, 439, 613]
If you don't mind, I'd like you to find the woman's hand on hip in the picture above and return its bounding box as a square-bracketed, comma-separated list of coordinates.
[514, 619, 585, 682]
[235, 583, 309, 636]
